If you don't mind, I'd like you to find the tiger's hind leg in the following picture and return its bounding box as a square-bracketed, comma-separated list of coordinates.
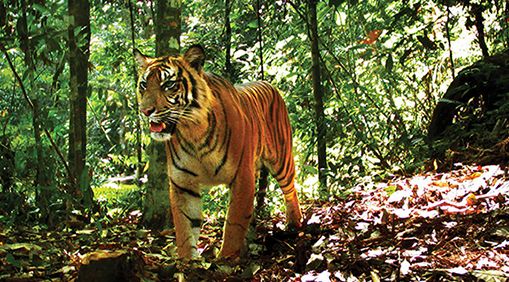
[270, 157, 303, 228]
[218, 167, 256, 259]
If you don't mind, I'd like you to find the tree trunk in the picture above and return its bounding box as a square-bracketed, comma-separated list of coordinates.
[472, 4, 489, 57]
[0, 136, 14, 194]
[445, 5, 455, 79]
[308, 0, 327, 192]
[142, 0, 181, 230]
[253, 0, 270, 214]
[505, 2, 509, 48]
[155, 0, 180, 56]
[128, 0, 144, 183]
[33, 99, 53, 225]
[224, 0, 233, 80]
[18, 0, 54, 220]
[256, 0, 264, 80]
[68, 0, 93, 208]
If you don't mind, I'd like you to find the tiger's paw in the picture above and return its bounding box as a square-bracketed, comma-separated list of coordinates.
[286, 209, 303, 230]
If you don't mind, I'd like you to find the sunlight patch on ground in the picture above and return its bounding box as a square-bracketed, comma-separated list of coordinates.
[93, 183, 138, 202]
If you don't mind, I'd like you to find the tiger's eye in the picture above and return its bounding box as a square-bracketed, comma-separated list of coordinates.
[162, 81, 177, 91]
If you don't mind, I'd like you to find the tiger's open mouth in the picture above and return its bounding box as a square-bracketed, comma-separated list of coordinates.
[149, 121, 177, 135]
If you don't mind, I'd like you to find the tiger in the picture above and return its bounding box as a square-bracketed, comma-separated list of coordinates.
[134, 45, 303, 259]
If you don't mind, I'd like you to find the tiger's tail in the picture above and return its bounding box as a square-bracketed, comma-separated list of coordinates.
[255, 167, 269, 213]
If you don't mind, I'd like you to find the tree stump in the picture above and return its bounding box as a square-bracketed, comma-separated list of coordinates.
[76, 250, 137, 282]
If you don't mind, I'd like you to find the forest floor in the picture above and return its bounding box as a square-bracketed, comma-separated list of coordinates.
[1, 164, 509, 281]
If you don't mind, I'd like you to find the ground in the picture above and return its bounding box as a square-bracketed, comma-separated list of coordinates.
[1, 164, 508, 281]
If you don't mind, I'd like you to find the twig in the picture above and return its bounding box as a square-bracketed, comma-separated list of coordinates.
[426, 193, 501, 211]
[1, 81, 15, 135]
[445, 5, 455, 79]
[86, 99, 113, 144]
[0, 43, 75, 185]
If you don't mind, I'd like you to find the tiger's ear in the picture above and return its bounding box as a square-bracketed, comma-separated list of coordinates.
[134, 48, 152, 69]
[183, 45, 205, 72]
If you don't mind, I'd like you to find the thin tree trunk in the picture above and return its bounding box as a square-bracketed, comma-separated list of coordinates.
[33, 100, 42, 185]
[19, 0, 39, 186]
[19, 0, 40, 188]
[472, 3, 489, 57]
[254, 0, 269, 213]
[68, 0, 93, 208]
[224, 0, 233, 80]
[256, 0, 264, 80]
[18, 0, 33, 71]
[446, 5, 455, 79]
[33, 99, 53, 225]
[128, 0, 144, 184]
[155, 0, 180, 56]
[0, 2, 5, 30]
[505, 1, 509, 48]
[308, 0, 327, 192]
[19, 0, 54, 220]
[142, 0, 181, 230]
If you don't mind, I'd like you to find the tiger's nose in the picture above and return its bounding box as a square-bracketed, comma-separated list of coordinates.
[141, 107, 155, 117]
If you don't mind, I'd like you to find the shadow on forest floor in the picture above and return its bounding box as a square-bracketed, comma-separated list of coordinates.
[1, 164, 509, 281]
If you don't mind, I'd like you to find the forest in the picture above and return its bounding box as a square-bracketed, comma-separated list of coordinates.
[1, 0, 509, 280]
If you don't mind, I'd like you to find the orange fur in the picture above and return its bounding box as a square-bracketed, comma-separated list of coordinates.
[135, 45, 302, 259]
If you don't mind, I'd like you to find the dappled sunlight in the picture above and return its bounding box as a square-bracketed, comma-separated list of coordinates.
[1, 0, 508, 280]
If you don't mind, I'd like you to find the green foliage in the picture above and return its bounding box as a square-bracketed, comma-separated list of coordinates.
[201, 185, 229, 221]
[94, 183, 141, 216]
[1, 0, 508, 222]
[182, 0, 508, 194]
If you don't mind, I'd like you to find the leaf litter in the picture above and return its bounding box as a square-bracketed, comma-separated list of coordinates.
[0, 164, 508, 281]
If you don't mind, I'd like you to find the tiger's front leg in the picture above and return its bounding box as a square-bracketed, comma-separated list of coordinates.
[169, 179, 202, 259]
[218, 168, 256, 258]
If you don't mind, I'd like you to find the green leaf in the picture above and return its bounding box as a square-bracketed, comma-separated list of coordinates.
[6, 253, 21, 268]
[240, 263, 261, 279]
[32, 3, 49, 14]
[75, 229, 95, 235]
[384, 185, 397, 196]
[0, 243, 43, 252]
[247, 20, 258, 29]
[471, 270, 509, 282]
[492, 227, 509, 238]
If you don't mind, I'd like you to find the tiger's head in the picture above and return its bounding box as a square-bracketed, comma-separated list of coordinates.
[134, 45, 212, 141]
